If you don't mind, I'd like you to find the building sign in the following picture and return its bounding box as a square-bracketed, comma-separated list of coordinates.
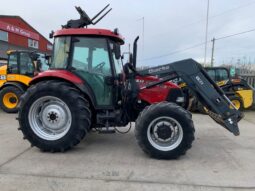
[0, 21, 39, 40]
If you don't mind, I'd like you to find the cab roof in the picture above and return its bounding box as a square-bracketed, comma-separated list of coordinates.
[54, 28, 125, 45]
[6, 50, 36, 55]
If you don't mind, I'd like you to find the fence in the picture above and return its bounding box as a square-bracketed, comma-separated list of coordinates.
[238, 69, 255, 88]
[240, 75, 255, 88]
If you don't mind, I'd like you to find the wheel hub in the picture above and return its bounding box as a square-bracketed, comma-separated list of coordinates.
[29, 96, 72, 141]
[49, 112, 58, 121]
[41, 104, 68, 131]
[156, 123, 173, 140]
[9, 97, 17, 104]
[147, 116, 183, 151]
[3, 92, 18, 109]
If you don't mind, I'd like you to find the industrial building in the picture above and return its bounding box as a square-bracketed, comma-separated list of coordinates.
[0, 15, 52, 65]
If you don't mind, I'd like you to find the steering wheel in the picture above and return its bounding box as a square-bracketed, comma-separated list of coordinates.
[94, 62, 105, 73]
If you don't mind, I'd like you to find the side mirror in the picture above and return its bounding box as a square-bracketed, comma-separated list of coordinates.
[113, 43, 121, 60]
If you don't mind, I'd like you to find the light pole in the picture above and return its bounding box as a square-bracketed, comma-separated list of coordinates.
[204, 0, 210, 66]
[211, 37, 215, 67]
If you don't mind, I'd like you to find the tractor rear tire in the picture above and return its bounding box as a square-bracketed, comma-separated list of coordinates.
[135, 102, 195, 159]
[0, 86, 23, 113]
[18, 80, 91, 152]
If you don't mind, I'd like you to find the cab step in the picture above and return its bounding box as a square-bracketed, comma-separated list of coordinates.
[98, 128, 116, 134]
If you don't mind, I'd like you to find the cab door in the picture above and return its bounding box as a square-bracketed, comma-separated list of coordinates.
[6, 52, 19, 82]
[0, 65, 7, 87]
[70, 37, 114, 107]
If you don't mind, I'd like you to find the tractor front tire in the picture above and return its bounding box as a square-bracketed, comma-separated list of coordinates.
[0, 86, 23, 113]
[135, 102, 195, 159]
[18, 80, 91, 152]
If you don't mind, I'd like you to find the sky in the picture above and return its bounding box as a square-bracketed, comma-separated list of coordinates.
[1, 0, 255, 68]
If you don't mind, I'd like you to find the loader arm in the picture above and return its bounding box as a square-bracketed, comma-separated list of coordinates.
[137, 59, 243, 136]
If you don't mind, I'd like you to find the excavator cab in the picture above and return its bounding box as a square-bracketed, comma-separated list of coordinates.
[7, 50, 49, 76]
[0, 50, 49, 113]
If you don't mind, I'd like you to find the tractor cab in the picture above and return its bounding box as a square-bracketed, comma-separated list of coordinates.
[50, 29, 124, 106]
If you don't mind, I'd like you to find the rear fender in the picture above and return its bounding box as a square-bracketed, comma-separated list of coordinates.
[30, 70, 97, 108]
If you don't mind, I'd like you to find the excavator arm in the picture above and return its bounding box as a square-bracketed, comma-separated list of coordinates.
[137, 59, 243, 136]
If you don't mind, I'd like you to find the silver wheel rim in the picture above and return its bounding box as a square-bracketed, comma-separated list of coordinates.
[147, 116, 183, 151]
[28, 96, 72, 141]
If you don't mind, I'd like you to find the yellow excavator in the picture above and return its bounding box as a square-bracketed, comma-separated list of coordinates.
[205, 67, 254, 110]
[179, 67, 254, 112]
[0, 50, 49, 113]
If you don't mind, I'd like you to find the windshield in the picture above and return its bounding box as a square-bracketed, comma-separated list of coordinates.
[51, 36, 71, 69]
[206, 68, 229, 82]
[71, 37, 111, 75]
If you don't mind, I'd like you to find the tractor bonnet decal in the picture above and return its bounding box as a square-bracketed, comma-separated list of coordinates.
[148, 66, 170, 74]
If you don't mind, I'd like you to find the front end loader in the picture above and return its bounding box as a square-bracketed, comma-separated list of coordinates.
[17, 5, 243, 159]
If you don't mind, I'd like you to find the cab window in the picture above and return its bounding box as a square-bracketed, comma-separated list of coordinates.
[8, 53, 18, 74]
[20, 53, 34, 75]
[206, 69, 216, 81]
[206, 68, 229, 82]
[216, 69, 228, 81]
[51, 37, 71, 69]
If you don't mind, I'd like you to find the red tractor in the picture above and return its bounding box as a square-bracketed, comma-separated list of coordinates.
[18, 5, 242, 159]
